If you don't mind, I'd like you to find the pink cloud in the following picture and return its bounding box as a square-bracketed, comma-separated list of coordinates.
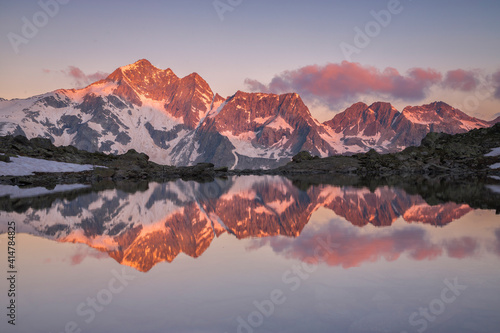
[493, 70, 500, 99]
[251, 224, 443, 269]
[492, 228, 500, 256]
[251, 220, 493, 268]
[43, 66, 109, 88]
[244, 78, 270, 93]
[70, 246, 109, 265]
[444, 237, 479, 259]
[245, 61, 442, 107]
[442, 69, 479, 91]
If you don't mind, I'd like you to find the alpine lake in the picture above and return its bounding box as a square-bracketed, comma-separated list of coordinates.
[1, 175, 499, 333]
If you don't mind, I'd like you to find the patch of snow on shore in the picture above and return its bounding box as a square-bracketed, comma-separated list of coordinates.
[490, 163, 500, 170]
[485, 147, 500, 157]
[0, 156, 99, 176]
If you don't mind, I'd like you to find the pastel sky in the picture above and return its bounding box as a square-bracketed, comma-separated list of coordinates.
[1, 0, 500, 121]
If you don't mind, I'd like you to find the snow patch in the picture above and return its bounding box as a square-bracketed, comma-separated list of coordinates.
[401, 110, 434, 125]
[489, 163, 500, 170]
[485, 147, 500, 157]
[254, 116, 271, 125]
[221, 130, 283, 162]
[266, 197, 295, 214]
[0, 156, 99, 176]
[266, 116, 293, 131]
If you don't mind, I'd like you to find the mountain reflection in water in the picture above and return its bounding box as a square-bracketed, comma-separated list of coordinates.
[2, 176, 493, 272]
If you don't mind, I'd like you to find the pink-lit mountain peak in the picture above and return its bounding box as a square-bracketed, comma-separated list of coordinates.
[400, 101, 489, 128]
[99, 59, 214, 106]
[107, 59, 173, 83]
[403, 101, 467, 119]
[323, 101, 400, 139]
[223, 90, 315, 120]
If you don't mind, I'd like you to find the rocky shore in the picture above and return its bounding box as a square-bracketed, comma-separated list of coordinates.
[0, 135, 227, 187]
[276, 122, 500, 177]
[0, 123, 499, 188]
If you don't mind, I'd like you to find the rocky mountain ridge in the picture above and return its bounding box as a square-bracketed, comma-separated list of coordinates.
[0, 59, 498, 169]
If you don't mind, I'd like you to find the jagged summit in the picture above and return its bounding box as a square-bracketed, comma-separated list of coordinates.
[120, 58, 155, 70]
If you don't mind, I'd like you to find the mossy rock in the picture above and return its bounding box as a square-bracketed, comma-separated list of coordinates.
[93, 167, 115, 178]
[292, 151, 315, 163]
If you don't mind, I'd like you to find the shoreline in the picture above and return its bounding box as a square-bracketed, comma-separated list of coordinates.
[1, 123, 499, 188]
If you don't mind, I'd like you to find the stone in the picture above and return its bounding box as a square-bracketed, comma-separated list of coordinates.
[292, 151, 315, 163]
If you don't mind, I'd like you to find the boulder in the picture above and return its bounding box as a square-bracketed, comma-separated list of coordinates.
[30, 137, 54, 150]
[214, 166, 228, 172]
[117, 149, 150, 167]
[421, 132, 451, 149]
[292, 151, 315, 163]
[192, 163, 215, 173]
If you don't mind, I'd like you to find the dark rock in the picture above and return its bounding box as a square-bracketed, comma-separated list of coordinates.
[196, 162, 214, 168]
[115, 131, 132, 145]
[365, 149, 379, 158]
[117, 149, 150, 166]
[292, 151, 315, 163]
[144, 122, 182, 149]
[37, 96, 68, 108]
[14, 135, 29, 145]
[421, 132, 451, 148]
[93, 167, 115, 178]
[191, 163, 215, 173]
[30, 137, 54, 150]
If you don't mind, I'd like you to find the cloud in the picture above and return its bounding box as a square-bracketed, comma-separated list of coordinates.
[442, 69, 479, 91]
[493, 70, 500, 99]
[251, 221, 488, 269]
[251, 224, 443, 269]
[70, 246, 109, 265]
[245, 61, 442, 108]
[244, 78, 269, 93]
[491, 228, 500, 256]
[43, 66, 109, 88]
[444, 237, 479, 259]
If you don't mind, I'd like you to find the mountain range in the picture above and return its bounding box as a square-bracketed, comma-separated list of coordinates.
[0, 176, 474, 272]
[1, 59, 498, 169]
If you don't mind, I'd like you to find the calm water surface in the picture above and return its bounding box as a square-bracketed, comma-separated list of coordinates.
[1, 176, 499, 333]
